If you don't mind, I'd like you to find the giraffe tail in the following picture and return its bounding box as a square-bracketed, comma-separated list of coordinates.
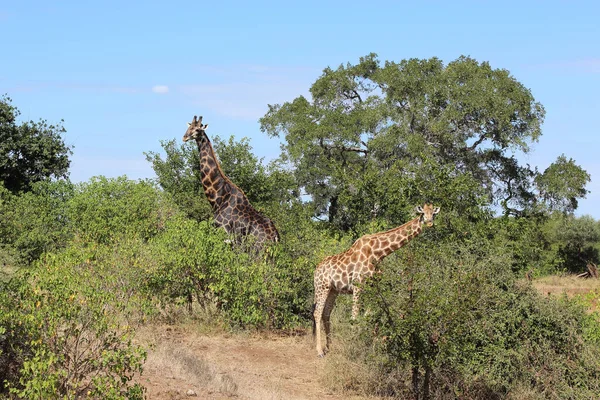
[311, 303, 316, 337]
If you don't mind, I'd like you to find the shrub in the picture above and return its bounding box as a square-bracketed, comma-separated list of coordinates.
[146, 216, 236, 313]
[146, 204, 346, 329]
[0, 243, 150, 399]
[0, 180, 73, 265]
[0, 277, 37, 394]
[572, 289, 600, 346]
[329, 237, 600, 399]
[68, 176, 169, 244]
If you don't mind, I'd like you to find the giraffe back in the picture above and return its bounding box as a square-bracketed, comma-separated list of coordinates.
[314, 236, 376, 293]
[213, 188, 280, 244]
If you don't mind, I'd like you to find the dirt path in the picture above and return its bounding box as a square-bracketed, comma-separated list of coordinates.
[137, 325, 365, 400]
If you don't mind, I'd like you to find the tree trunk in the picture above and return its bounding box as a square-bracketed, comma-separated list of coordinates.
[328, 195, 338, 224]
[187, 292, 193, 313]
[412, 365, 420, 400]
[423, 365, 431, 400]
[587, 262, 598, 279]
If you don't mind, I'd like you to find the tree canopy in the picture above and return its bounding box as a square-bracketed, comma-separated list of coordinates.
[145, 135, 298, 222]
[260, 54, 589, 230]
[0, 95, 72, 193]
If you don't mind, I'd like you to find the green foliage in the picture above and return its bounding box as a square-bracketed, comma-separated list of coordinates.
[572, 290, 600, 345]
[145, 135, 298, 223]
[147, 216, 235, 311]
[68, 176, 169, 244]
[0, 95, 72, 194]
[145, 200, 346, 329]
[484, 216, 555, 275]
[536, 155, 591, 213]
[337, 237, 600, 399]
[0, 278, 36, 394]
[260, 54, 589, 230]
[145, 139, 212, 221]
[0, 180, 74, 265]
[549, 214, 600, 273]
[0, 243, 149, 399]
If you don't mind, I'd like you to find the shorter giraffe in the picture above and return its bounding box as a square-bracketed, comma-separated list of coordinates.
[312, 204, 440, 357]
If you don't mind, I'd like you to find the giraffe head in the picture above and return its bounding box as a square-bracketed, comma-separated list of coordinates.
[183, 115, 209, 143]
[415, 204, 440, 227]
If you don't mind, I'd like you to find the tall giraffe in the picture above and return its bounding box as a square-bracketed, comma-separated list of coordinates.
[183, 115, 280, 245]
[312, 204, 440, 357]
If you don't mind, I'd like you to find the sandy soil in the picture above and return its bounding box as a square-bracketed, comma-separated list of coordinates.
[136, 324, 367, 400]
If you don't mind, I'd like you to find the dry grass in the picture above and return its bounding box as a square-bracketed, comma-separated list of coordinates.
[145, 341, 238, 396]
[532, 275, 600, 297]
[134, 322, 366, 400]
[531, 275, 600, 315]
[0, 250, 19, 281]
[319, 300, 394, 399]
[134, 323, 239, 399]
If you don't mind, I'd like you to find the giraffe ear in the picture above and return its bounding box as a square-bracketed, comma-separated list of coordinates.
[433, 207, 440, 214]
[415, 206, 424, 214]
[187, 122, 191, 127]
[202, 124, 209, 130]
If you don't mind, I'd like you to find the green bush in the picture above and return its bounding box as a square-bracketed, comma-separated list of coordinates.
[146, 215, 295, 328]
[0, 180, 73, 265]
[145, 203, 346, 329]
[572, 289, 600, 346]
[0, 242, 150, 399]
[0, 277, 37, 394]
[546, 214, 600, 274]
[332, 237, 600, 399]
[68, 176, 169, 244]
[146, 215, 235, 312]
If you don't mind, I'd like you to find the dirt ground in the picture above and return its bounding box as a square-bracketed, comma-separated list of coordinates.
[133, 276, 600, 399]
[136, 324, 367, 400]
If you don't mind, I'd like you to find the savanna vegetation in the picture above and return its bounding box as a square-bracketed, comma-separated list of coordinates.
[1, 54, 600, 399]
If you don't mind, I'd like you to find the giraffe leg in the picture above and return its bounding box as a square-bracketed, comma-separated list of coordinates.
[351, 287, 362, 320]
[323, 291, 338, 352]
[313, 291, 328, 357]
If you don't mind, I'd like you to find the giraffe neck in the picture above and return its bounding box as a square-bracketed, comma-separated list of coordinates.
[371, 215, 423, 261]
[195, 136, 234, 209]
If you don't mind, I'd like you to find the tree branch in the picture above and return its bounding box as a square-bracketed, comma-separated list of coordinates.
[318, 139, 369, 155]
[466, 133, 488, 152]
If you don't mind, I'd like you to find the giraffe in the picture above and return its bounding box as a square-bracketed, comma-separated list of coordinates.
[312, 204, 440, 357]
[182, 115, 280, 245]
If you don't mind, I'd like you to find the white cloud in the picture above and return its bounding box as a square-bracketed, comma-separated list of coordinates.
[152, 85, 169, 94]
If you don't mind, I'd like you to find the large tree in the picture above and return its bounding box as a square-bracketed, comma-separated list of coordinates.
[0, 96, 72, 193]
[260, 54, 588, 230]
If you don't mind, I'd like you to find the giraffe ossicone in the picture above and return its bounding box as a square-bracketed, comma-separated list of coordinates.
[312, 204, 440, 357]
[183, 115, 280, 246]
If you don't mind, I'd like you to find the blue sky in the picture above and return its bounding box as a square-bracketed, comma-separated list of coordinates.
[1, 1, 599, 216]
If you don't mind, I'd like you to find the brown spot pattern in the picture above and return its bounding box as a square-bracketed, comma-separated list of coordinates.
[312, 204, 440, 356]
